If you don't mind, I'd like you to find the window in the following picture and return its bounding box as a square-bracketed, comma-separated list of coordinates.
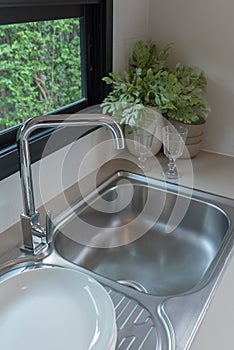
[0, 0, 113, 179]
[0, 18, 83, 129]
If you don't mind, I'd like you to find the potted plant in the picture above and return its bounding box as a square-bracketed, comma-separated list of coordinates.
[158, 63, 211, 157]
[101, 40, 171, 156]
[102, 40, 211, 158]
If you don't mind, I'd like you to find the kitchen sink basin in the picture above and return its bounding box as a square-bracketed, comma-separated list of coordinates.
[54, 171, 231, 297]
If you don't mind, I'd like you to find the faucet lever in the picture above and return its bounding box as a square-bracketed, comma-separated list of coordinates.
[46, 211, 53, 244]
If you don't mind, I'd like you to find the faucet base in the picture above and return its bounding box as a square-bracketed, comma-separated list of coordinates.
[20, 242, 49, 256]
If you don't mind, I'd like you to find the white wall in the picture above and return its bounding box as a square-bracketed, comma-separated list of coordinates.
[113, 0, 150, 71]
[113, 0, 234, 156]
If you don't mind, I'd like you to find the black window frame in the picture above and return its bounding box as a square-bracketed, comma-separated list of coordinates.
[0, 0, 113, 180]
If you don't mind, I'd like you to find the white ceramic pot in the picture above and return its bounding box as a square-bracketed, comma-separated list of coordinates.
[125, 110, 164, 157]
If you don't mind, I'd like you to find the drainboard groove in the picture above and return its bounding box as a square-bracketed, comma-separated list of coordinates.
[117, 300, 146, 328]
[119, 304, 138, 329]
[134, 309, 152, 326]
[117, 336, 136, 350]
[107, 288, 129, 312]
[133, 309, 144, 323]
[116, 300, 132, 321]
[114, 296, 127, 311]
[105, 286, 159, 350]
[138, 326, 155, 349]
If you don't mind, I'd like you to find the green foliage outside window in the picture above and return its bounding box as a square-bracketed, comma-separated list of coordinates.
[0, 18, 82, 128]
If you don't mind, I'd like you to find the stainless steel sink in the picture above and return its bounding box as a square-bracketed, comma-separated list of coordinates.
[2, 171, 234, 350]
[54, 171, 231, 297]
[53, 171, 234, 349]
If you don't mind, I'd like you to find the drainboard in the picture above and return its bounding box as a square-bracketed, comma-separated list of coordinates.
[104, 286, 158, 349]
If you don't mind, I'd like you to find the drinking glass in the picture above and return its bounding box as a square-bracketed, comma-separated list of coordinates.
[133, 120, 157, 171]
[162, 125, 188, 179]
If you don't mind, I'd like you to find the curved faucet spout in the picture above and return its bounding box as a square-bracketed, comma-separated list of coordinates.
[17, 113, 124, 254]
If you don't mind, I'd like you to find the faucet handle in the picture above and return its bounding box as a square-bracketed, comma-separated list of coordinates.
[46, 211, 54, 244]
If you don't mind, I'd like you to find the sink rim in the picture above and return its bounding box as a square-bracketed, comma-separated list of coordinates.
[54, 171, 232, 233]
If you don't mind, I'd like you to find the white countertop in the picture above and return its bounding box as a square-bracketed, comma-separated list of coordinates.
[179, 151, 234, 350]
[120, 149, 234, 349]
[1, 147, 234, 349]
[145, 150, 234, 200]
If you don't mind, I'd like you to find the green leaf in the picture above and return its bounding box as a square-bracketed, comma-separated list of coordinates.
[102, 39, 210, 125]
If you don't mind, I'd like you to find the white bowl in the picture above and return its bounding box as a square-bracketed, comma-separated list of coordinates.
[0, 267, 117, 350]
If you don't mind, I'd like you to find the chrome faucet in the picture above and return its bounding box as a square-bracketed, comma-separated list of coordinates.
[17, 113, 124, 255]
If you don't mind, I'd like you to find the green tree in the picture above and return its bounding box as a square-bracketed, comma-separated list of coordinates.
[0, 18, 82, 128]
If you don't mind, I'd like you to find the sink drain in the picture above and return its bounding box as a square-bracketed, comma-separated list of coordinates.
[117, 279, 148, 294]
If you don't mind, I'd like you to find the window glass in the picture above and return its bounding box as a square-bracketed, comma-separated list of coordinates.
[0, 17, 83, 129]
[0, 0, 113, 180]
